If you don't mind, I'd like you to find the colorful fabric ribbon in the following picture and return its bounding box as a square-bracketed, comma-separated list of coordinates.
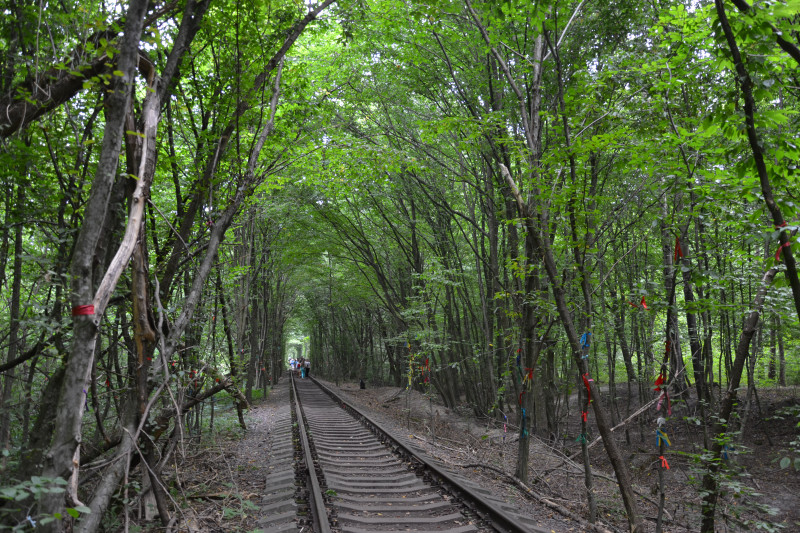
[581, 411, 588, 422]
[657, 389, 672, 415]
[580, 332, 591, 359]
[674, 237, 684, 261]
[628, 297, 649, 309]
[576, 433, 588, 444]
[580, 332, 592, 349]
[582, 373, 593, 404]
[521, 408, 528, 437]
[656, 428, 671, 447]
[523, 367, 534, 387]
[776, 240, 792, 261]
[72, 305, 95, 316]
[659, 455, 670, 469]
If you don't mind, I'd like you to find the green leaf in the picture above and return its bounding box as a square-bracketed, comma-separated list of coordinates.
[780, 456, 791, 469]
[66, 508, 80, 518]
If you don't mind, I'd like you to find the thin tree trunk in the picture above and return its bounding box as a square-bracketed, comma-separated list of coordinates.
[678, 233, 707, 402]
[0, 184, 24, 449]
[715, 0, 800, 319]
[700, 266, 778, 532]
[777, 316, 786, 386]
[768, 315, 776, 380]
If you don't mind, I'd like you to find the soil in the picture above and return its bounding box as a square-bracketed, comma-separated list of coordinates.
[154, 378, 800, 532]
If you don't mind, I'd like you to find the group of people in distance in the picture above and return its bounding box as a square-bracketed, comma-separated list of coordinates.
[289, 357, 310, 378]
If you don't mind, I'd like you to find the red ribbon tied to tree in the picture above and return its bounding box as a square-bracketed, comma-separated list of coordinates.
[660, 455, 670, 469]
[673, 237, 684, 261]
[582, 373, 593, 404]
[523, 367, 534, 387]
[72, 305, 95, 316]
[775, 222, 792, 261]
[628, 296, 649, 310]
[582, 411, 588, 422]
[655, 369, 671, 414]
[775, 241, 792, 261]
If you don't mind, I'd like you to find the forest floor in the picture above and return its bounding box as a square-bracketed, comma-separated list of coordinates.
[162, 377, 800, 532]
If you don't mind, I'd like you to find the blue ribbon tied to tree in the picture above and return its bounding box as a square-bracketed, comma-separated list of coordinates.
[580, 332, 591, 358]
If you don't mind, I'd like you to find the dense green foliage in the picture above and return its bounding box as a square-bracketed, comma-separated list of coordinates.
[1, 0, 800, 530]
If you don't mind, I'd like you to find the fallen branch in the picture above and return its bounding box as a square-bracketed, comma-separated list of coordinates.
[409, 433, 463, 454]
[187, 491, 258, 500]
[458, 462, 615, 533]
[587, 396, 659, 450]
[383, 388, 406, 403]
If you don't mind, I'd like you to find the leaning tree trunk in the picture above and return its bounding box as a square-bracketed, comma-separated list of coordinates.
[715, 0, 800, 320]
[700, 266, 778, 532]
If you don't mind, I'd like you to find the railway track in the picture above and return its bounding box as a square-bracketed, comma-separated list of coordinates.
[286, 376, 550, 533]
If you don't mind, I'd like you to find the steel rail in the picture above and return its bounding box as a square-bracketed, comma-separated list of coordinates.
[291, 375, 332, 533]
[310, 377, 535, 533]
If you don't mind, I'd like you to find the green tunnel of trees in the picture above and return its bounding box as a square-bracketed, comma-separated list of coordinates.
[1, 0, 800, 531]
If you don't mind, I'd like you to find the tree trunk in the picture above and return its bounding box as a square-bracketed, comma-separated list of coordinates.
[715, 0, 800, 320]
[700, 266, 778, 532]
[777, 316, 786, 386]
[612, 298, 637, 381]
[37, 1, 150, 524]
[502, 168, 643, 532]
[0, 184, 24, 449]
[678, 234, 707, 402]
